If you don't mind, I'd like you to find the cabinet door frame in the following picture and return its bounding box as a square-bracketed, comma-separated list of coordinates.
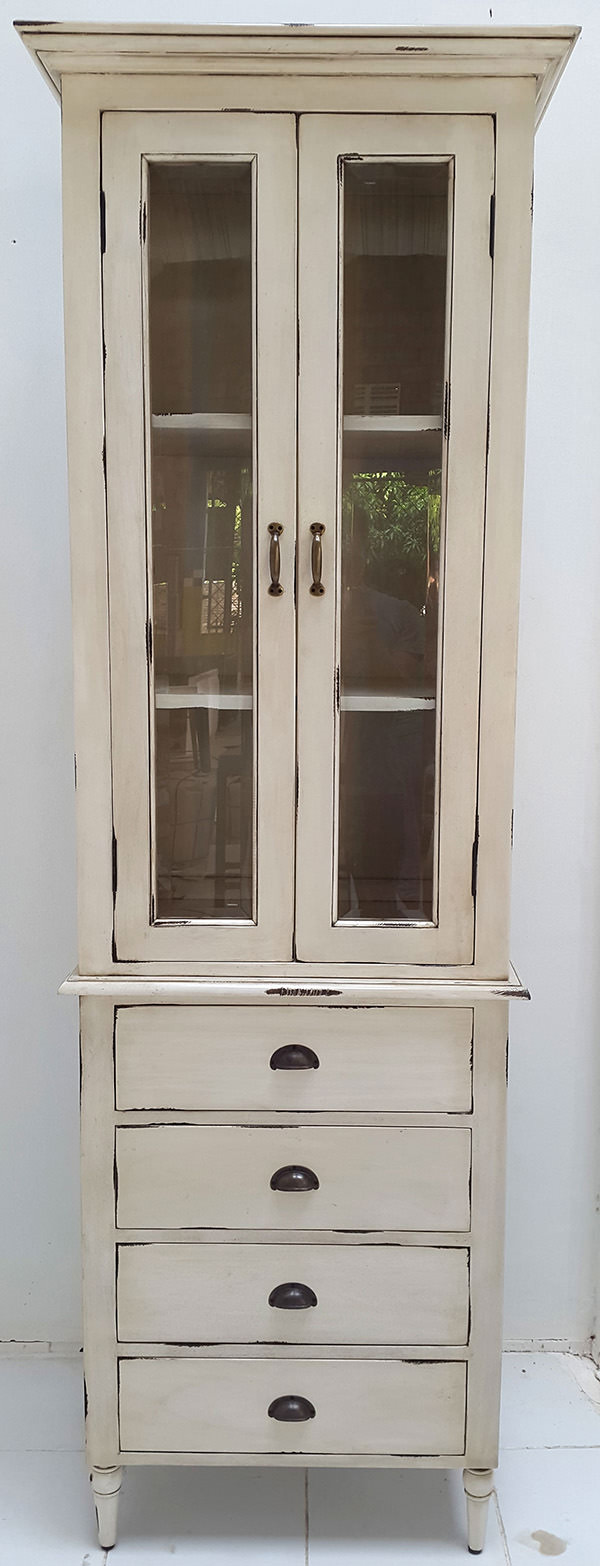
[295, 113, 494, 964]
[102, 111, 297, 961]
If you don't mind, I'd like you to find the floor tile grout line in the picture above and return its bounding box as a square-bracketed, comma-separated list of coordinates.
[501, 1443, 600, 1451]
[0, 1447, 85, 1455]
[304, 1468, 309, 1566]
[494, 1488, 513, 1566]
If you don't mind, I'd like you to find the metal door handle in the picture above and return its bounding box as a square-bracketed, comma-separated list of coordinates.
[310, 524, 325, 595]
[268, 523, 284, 596]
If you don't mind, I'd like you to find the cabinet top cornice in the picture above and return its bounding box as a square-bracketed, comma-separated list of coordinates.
[16, 21, 579, 126]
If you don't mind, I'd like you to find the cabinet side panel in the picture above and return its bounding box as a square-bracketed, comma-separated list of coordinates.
[80, 996, 119, 1466]
[465, 998, 508, 1466]
[475, 85, 536, 974]
[61, 78, 113, 971]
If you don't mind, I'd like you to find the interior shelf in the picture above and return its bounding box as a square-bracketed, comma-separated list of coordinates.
[152, 413, 252, 457]
[155, 687, 253, 711]
[154, 686, 434, 714]
[343, 415, 442, 433]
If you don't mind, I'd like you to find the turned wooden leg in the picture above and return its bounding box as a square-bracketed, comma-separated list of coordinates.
[463, 1468, 494, 1554]
[91, 1466, 122, 1549]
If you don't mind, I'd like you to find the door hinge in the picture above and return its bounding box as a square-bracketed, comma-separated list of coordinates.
[146, 617, 153, 666]
[471, 816, 479, 899]
[73, 752, 77, 790]
[100, 189, 106, 254]
[335, 665, 340, 712]
[111, 831, 118, 899]
[295, 763, 299, 816]
[139, 199, 147, 245]
[510, 808, 514, 849]
[505, 1037, 510, 1085]
[489, 192, 496, 260]
[443, 380, 451, 441]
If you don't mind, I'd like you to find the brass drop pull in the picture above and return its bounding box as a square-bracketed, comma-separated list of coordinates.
[310, 523, 325, 595]
[268, 523, 284, 596]
[268, 1395, 316, 1422]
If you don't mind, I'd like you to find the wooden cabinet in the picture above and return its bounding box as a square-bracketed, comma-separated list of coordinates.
[18, 22, 577, 1555]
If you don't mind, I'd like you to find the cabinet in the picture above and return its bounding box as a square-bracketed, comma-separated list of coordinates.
[18, 22, 577, 1555]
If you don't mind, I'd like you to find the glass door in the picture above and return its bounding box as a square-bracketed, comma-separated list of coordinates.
[296, 116, 494, 962]
[102, 113, 297, 960]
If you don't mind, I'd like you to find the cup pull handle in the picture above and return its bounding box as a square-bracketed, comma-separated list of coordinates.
[268, 1395, 316, 1422]
[270, 1164, 320, 1193]
[270, 1044, 320, 1071]
[268, 1282, 318, 1310]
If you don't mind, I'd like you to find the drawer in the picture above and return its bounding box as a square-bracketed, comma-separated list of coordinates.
[115, 1125, 471, 1232]
[119, 1356, 467, 1456]
[117, 1242, 470, 1345]
[115, 1005, 473, 1113]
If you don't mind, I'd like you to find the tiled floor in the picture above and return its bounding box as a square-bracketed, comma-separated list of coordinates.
[0, 1352, 599, 1563]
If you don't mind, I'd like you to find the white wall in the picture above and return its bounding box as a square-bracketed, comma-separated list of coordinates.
[1, 0, 598, 1351]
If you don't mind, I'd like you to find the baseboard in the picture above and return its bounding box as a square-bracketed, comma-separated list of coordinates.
[0, 1340, 83, 1358]
[503, 1338, 593, 1357]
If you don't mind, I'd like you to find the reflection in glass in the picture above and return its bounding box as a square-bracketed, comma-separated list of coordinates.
[337, 162, 449, 924]
[147, 162, 254, 920]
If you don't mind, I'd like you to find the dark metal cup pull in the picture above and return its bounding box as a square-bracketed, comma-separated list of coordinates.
[268, 1395, 316, 1422]
[268, 523, 284, 596]
[269, 1281, 318, 1311]
[270, 1164, 320, 1193]
[270, 1044, 320, 1072]
[310, 523, 325, 595]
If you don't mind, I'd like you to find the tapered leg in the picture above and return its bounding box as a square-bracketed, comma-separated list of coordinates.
[91, 1466, 122, 1549]
[463, 1468, 494, 1554]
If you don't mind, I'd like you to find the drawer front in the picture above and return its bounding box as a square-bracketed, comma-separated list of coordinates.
[115, 1005, 473, 1113]
[119, 1357, 467, 1456]
[117, 1242, 470, 1346]
[115, 1125, 471, 1232]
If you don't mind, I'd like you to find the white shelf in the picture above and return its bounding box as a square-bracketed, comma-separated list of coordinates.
[342, 691, 435, 712]
[153, 414, 251, 432]
[151, 413, 252, 458]
[155, 688, 432, 713]
[343, 415, 442, 434]
[155, 688, 252, 711]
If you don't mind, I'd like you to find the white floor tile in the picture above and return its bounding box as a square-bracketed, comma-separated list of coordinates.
[497, 1447, 600, 1565]
[0, 1451, 104, 1565]
[500, 1354, 600, 1450]
[115, 1465, 307, 1563]
[306, 1467, 507, 1563]
[0, 1355, 84, 1451]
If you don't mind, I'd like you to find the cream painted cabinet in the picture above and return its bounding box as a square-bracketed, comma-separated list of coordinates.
[19, 23, 577, 1555]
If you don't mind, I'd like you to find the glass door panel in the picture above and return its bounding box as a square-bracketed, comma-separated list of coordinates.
[103, 113, 296, 961]
[339, 161, 447, 924]
[147, 162, 254, 922]
[296, 115, 494, 963]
